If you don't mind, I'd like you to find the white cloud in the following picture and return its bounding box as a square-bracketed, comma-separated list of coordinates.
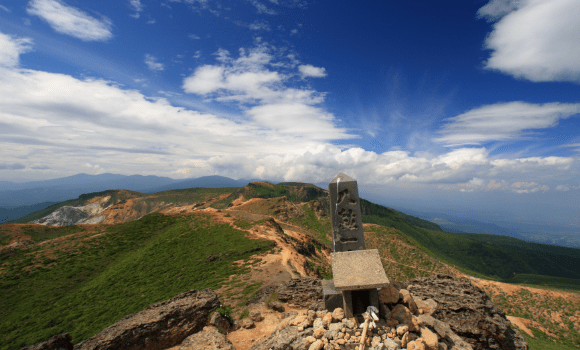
[511, 181, 549, 193]
[435, 101, 580, 145]
[477, 0, 522, 21]
[129, 0, 143, 18]
[183, 45, 325, 105]
[245, 103, 347, 139]
[27, 0, 113, 41]
[248, 0, 276, 14]
[188, 34, 200, 39]
[249, 21, 271, 31]
[298, 64, 327, 78]
[556, 185, 570, 191]
[0, 33, 33, 68]
[0, 4, 11, 12]
[144, 54, 164, 71]
[481, 0, 580, 83]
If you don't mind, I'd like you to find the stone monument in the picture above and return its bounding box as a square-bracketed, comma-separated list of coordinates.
[322, 173, 390, 318]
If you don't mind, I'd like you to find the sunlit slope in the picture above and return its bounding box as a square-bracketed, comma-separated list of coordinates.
[0, 212, 274, 349]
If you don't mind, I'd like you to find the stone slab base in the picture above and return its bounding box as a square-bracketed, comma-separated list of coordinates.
[322, 279, 343, 313]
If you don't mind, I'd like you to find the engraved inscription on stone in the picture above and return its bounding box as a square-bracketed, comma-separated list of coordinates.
[329, 173, 365, 252]
[337, 207, 358, 230]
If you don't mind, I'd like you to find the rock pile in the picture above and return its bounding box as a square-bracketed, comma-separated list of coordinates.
[248, 305, 471, 350]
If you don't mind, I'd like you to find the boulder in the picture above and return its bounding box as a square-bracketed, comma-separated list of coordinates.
[22, 333, 73, 350]
[178, 327, 235, 350]
[276, 277, 323, 308]
[390, 304, 412, 325]
[399, 289, 419, 314]
[269, 300, 285, 312]
[240, 318, 255, 329]
[74, 289, 220, 350]
[404, 274, 528, 350]
[209, 312, 231, 334]
[379, 284, 399, 304]
[413, 297, 438, 316]
[249, 310, 264, 322]
[248, 325, 314, 350]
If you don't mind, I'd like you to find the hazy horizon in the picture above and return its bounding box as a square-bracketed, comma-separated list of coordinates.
[1, 0, 579, 233]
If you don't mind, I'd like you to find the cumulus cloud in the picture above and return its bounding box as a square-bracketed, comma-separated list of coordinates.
[481, 0, 580, 83]
[27, 0, 113, 41]
[182, 44, 347, 139]
[436, 101, 580, 145]
[298, 64, 327, 78]
[144, 54, 164, 71]
[0, 33, 33, 68]
[556, 185, 570, 191]
[129, 0, 143, 18]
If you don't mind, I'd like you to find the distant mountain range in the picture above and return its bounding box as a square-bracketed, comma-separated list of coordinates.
[0, 174, 260, 221]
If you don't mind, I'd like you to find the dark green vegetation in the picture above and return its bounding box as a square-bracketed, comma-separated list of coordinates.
[0, 212, 274, 349]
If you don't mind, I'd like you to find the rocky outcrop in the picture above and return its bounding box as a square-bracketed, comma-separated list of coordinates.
[31, 206, 88, 226]
[248, 324, 314, 350]
[276, 277, 323, 308]
[22, 333, 74, 350]
[73, 289, 220, 350]
[400, 274, 528, 350]
[178, 326, 235, 350]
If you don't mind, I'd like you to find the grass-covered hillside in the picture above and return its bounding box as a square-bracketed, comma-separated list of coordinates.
[0, 212, 274, 349]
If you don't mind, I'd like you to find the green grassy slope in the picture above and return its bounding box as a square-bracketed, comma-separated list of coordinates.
[0, 212, 273, 349]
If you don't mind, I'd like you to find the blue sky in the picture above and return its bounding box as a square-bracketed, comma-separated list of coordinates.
[1, 0, 579, 228]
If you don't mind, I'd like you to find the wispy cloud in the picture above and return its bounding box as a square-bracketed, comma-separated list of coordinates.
[188, 34, 200, 39]
[298, 64, 327, 78]
[0, 4, 11, 12]
[435, 101, 580, 146]
[0, 33, 33, 68]
[249, 20, 271, 31]
[144, 54, 164, 71]
[27, 0, 113, 41]
[247, 0, 277, 14]
[480, 0, 580, 83]
[129, 0, 143, 18]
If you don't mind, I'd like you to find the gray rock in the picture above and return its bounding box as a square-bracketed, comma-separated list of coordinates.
[281, 311, 298, 320]
[403, 274, 526, 350]
[74, 289, 220, 350]
[383, 338, 400, 350]
[249, 310, 263, 322]
[313, 317, 324, 330]
[327, 323, 343, 339]
[276, 277, 323, 308]
[269, 300, 285, 312]
[240, 318, 254, 329]
[341, 318, 355, 329]
[178, 328, 235, 350]
[248, 325, 313, 350]
[209, 312, 231, 334]
[22, 333, 73, 350]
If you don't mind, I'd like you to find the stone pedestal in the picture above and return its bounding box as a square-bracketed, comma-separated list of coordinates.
[330, 249, 390, 318]
[322, 279, 343, 312]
